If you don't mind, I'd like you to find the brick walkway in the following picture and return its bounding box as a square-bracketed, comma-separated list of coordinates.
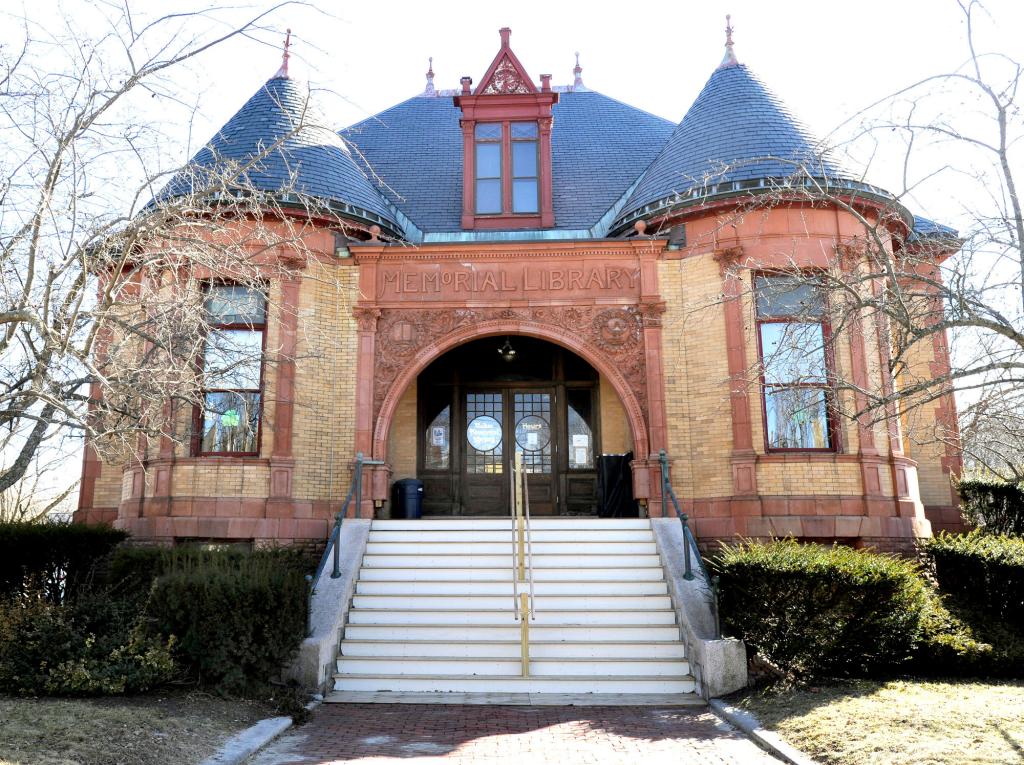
[248, 704, 782, 764]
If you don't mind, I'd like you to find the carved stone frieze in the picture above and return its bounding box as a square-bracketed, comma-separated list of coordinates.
[372, 305, 650, 422]
[481, 56, 533, 95]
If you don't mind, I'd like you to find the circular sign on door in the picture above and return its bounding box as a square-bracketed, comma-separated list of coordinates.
[515, 415, 550, 451]
[467, 415, 502, 452]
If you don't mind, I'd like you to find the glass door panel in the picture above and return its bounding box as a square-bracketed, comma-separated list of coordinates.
[513, 392, 552, 474]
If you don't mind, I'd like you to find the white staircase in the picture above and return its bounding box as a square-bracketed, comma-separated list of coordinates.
[327, 518, 699, 702]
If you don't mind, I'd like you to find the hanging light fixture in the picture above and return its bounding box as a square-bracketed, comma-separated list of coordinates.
[497, 337, 517, 363]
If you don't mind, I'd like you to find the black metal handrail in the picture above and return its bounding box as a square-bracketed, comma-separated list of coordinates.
[659, 449, 721, 639]
[305, 452, 384, 636]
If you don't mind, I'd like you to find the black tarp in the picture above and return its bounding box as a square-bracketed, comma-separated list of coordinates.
[597, 452, 638, 518]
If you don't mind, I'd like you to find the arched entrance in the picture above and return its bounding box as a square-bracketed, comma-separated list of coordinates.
[405, 336, 627, 516]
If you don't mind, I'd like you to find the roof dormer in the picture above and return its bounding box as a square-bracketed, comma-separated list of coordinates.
[454, 28, 558, 230]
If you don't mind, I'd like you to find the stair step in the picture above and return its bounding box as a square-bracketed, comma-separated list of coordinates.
[323, 690, 704, 706]
[355, 580, 669, 596]
[367, 530, 655, 543]
[336, 656, 690, 677]
[371, 519, 653, 531]
[357, 567, 666, 582]
[344, 624, 682, 641]
[364, 541, 658, 555]
[332, 674, 696, 694]
[340, 639, 687, 659]
[347, 609, 678, 625]
[361, 554, 663, 568]
[351, 594, 672, 610]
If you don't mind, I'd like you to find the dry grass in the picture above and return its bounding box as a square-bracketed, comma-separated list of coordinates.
[737, 680, 1024, 765]
[0, 691, 271, 765]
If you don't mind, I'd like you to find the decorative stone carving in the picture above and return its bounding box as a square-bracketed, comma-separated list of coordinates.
[592, 307, 641, 350]
[352, 306, 381, 332]
[639, 301, 668, 328]
[372, 305, 650, 421]
[481, 56, 533, 95]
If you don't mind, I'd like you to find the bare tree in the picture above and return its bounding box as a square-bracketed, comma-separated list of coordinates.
[0, 2, 367, 492]
[665, 1, 1020, 481]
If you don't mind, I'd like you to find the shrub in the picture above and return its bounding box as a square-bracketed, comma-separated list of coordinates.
[0, 592, 175, 695]
[712, 539, 930, 680]
[143, 547, 309, 693]
[957, 478, 1024, 535]
[0, 521, 127, 603]
[922, 531, 1024, 630]
[912, 593, 1024, 678]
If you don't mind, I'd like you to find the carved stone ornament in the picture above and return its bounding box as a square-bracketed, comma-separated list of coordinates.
[352, 306, 381, 332]
[481, 56, 533, 95]
[373, 306, 649, 421]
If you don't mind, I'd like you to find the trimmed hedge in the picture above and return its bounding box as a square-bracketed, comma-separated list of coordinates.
[712, 539, 930, 679]
[134, 547, 310, 693]
[0, 521, 127, 603]
[0, 592, 175, 695]
[922, 531, 1024, 630]
[957, 478, 1024, 535]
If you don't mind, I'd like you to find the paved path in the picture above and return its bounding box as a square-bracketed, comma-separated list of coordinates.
[248, 704, 783, 764]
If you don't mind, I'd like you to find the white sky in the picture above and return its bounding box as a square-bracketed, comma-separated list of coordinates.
[166, 0, 1021, 228]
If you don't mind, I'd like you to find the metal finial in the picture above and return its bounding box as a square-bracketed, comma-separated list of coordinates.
[273, 28, 292, 79]
[572, 51, 585, 91]
[719, 15, 739, 69]
[424, 56, 436, 96]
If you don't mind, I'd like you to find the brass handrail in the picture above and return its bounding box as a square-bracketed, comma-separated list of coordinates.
[510, 451, 535, 676]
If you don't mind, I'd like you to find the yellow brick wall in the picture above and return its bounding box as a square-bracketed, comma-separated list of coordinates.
[659, 255, 734, 498]
[599, 374, 632, 454]
[901, 337, 955, 507]
[289, 263, 359, 500]
[388, 383, 418, 481]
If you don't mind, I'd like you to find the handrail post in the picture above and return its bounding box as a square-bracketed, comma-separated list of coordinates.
[515, 451, 525, 583]
[659, 449, 668, 518]
[520, 592, 529, 676]
[332, 451, 363, 579]
[681, 514, 694, 581]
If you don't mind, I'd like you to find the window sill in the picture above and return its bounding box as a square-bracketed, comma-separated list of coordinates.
[462, 213, 545, 230]
[758, 451, 856, 464]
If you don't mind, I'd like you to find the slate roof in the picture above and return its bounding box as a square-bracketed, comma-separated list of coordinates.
[342, 90, 676, 233]
[615, 63, 858, 230]
[158, 75, 400, 232]
[910, 215, 959, 242]
[158, 51, 953, 243]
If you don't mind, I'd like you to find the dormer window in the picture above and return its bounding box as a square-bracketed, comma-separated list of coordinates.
[473, 121, 540, 216]
[511, 122, 539, 213]
[474, 123, 502, 213]
[456, 28, 557, 230]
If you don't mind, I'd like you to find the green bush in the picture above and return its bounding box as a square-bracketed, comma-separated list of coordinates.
[912, 593, 1024, 678]
[0, 521, 127, 603]
[0, 592, 175, 695]
[143, 547, 309, 693]
[957, 478, 1024, 535]
[922, 531, 1024, 630]
[712, 539, 930, 680]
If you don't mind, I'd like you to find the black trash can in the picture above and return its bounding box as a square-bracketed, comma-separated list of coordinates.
[391, 479, 424, 519]
[597, 452, 638, 518]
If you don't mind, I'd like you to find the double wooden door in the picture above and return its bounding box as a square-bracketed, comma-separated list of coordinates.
[462, 388, 557, 516]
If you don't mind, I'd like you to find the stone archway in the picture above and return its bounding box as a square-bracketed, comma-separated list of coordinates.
[356, 304, 665, 509]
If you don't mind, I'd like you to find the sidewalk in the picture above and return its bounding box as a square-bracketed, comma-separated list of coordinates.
[248, 703, 783, 764]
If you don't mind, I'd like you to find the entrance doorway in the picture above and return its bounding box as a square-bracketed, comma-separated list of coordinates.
[418, 337, 601, 516]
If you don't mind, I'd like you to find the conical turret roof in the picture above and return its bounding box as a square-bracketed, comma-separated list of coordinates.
[614, 60, 880, 231]
[159, 74, 400, 234]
